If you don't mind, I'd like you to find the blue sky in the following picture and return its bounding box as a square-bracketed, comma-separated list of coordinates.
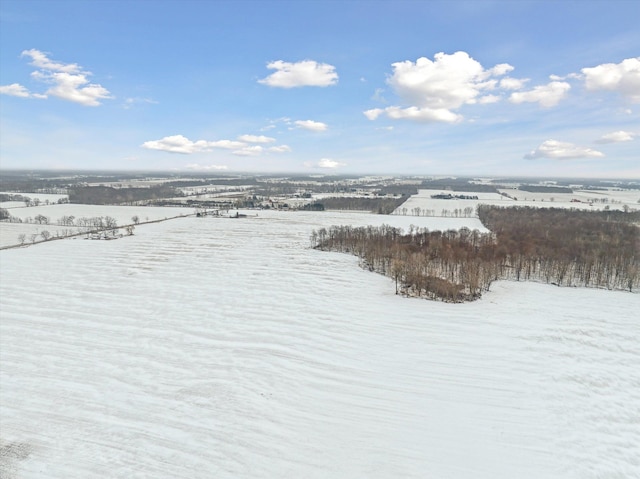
[1, 0, 639, 178]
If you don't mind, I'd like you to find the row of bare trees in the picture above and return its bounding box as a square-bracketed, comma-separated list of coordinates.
[312, 206, 639, 302]
[396, 206, 475, 217]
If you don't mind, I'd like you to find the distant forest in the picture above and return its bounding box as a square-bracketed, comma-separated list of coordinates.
[68, 185, 178, 205]
[314, 196, 409, 214]
[312, 206, 639, 302]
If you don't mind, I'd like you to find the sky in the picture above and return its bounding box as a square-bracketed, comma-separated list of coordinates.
[0, 0, 639, 178]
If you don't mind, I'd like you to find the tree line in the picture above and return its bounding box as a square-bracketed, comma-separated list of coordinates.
[313, 196, 409, 214]
[311, 206, 639, 302]
[68, 185, 177, 205]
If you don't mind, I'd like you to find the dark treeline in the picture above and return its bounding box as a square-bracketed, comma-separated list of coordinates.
[421, 178, 498, 193]
[68, 185, 177, 204]
[517, 185, 573, 193]
[312, 206, 639, 302]
[316, 196, 409, 214]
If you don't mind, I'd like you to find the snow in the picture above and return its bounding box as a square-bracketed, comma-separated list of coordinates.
[0, 205, 194, 248]
[395, 188, 640, 215]
[1, 210, 638, 478]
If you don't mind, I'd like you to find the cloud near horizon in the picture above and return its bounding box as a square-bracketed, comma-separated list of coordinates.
[258, 60, 338, 88]
[524, 140, 604, 160]
[142, 134, 290, 156]
[0, 49, 113, 106]
[596, 130, 636, 143]
[304, 158, 346, 169]
[185, 163, 229, 171]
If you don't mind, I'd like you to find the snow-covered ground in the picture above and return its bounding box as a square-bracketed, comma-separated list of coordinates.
[1, 210, 638, 478]
[0, 205, 194, 248]
[395, 188, 640, 216]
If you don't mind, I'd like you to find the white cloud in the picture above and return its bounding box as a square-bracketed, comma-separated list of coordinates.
[0, 83, 46, 99]
[596, 130, 636, 143]
[209, 139, 247, 149]
[9, 49, 113, 106]
[317, 158, 346, 168]
[123, 97, 158, 109]
[268, 145, 292, 153]
[35, 71, 112, 107]
[142, 134, 289, 156]
[509, 81, 570, 107]
[294, 119, 328, 132]
[368, 51, 521, 123]
[141, 135, 245, 154]
[237, 134, 275, 143]
[477, 94, 500, 104]
[363, 109, 383, 120]
[21, 49, 80, 73]
[489, 63, 514, 76]
[582, 57, 640, 102]
[364, 106, 461, 123]
[142, 135, 212, 154]
[524, 140, 604, 160]
[387, 52, 506, 110]
[232, 145, 263, 156]
[185, 163, 229, 170]
[258, 60, 338, 88]
[500, 77, 529, 90]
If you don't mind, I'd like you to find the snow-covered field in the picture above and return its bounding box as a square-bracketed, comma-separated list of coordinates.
[395, 188, 640, 216]
[0, 205, 194, 248]
[1, 210, 638, 478]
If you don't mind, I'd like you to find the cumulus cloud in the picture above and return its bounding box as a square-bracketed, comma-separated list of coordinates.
[524, 140, 604, 160]
[387, 52, 505, 110]
[500, 77, 529, 90]
[317, 158, 346, 168]
[509, 81, 571, 107]
[185, 163, 229, 171]
[21, 48, 80, 73]
[232, 145, 263, 156]
[12, 49, 113, 106]
[142, 135, 216, 154]
[258, 60, 338, 88]
[142, 134, 289, 156]
[237, 134, 275, 143]
[366, 51, 522, 123]
[268, 145, 292, 153]
[582, 57, 640, 102]
[596, 130, 636, 143]
[0, 82, 46, 99]
[294, 119, 328, 131]
[141, 135, 248, 154]
[364, 106, 461, 123]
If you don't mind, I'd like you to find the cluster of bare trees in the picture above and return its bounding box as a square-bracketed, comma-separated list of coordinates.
[476, 206, 639, 292]
[12, 216, 132, 246]
[312, 206, 639, 302]
[397, 206, 475, 217]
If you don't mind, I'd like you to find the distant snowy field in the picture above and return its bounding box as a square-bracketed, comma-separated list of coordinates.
[1, 210, 638, 478]
[395, 188, 640, 215]
[0, 204, 193, 248]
